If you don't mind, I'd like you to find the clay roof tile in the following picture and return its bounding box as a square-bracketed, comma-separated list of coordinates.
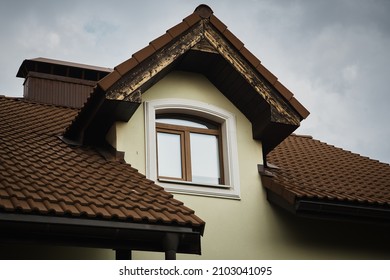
[0, 95, 204, 231]
[266, 135, 390, 208]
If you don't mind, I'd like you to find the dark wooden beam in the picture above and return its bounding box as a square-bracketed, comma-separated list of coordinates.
[106, 23, 204, 101]
[204, 24, 301, 127]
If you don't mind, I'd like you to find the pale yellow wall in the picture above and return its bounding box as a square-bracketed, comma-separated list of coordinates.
[110, 71, 390, 260]
[112, 71, 266, 260]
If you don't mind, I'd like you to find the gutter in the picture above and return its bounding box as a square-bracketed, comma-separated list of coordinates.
[296, 200, 390, 224]
[0, 212, 202, 255]
[0, 212, 198, 233]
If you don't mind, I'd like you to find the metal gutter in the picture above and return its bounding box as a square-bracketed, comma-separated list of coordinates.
[0, 212, 202, 255]
[0, 213, 197, 234]
[266, 189, 390, 225]
[296, 199, 390, 224]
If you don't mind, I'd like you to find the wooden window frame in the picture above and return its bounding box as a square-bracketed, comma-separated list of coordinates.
[156, 118, 225, 184]
[145, 99, 241, 199]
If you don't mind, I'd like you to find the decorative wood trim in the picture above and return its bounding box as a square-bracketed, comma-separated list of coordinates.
[106, 23, 204, 101]
[203, 24, 301, 126]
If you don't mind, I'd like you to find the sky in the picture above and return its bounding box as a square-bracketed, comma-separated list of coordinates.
[1, 0, 389, 163]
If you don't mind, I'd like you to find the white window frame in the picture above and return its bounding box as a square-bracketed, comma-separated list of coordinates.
[145, 99, 241, 199]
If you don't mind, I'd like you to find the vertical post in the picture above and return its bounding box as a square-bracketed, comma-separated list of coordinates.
[115, 250, 132, 260]
[163, 233, 180, 260]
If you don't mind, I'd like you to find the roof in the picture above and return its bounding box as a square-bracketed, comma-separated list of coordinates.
[262, 134, 390, 222]
[98, 5, 308, 119]
[64, 4, 309, 155]
[0, 96, 204, 232]
[17, 57, 112, 82]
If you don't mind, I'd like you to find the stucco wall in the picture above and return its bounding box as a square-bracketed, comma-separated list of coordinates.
[110, 71, 390, 260]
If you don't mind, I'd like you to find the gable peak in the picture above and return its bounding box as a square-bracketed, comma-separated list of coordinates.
[194, 4, 213, 19]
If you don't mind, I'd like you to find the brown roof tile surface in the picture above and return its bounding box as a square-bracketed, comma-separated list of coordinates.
[0, 96, 204, 231]
[266, 134, 390, 206]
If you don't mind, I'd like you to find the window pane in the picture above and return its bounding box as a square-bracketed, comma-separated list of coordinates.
[157, 132, 182, 179]
[190, 133, 220, 184]
[156, 115, 218, 129]
[157, 118, 208, 129]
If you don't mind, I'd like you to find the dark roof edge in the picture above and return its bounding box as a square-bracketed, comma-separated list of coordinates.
[266, 189, 390, 225]
[17, 57, 113, 78]
[0, 212, 199, 234]
[296, 199, 390, 223]
[0, 212, 203, 254]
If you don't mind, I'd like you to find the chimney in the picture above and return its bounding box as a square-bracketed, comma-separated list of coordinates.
[16, 57, 112, 108]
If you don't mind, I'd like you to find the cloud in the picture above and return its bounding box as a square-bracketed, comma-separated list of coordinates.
[0, 0, 389, 164]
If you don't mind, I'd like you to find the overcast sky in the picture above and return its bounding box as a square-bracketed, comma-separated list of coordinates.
[1, 0, 389, 163]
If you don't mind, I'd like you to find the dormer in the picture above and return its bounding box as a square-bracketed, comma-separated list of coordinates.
[63, 5, 309, 155]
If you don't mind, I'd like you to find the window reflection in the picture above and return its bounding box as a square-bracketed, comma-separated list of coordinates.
[156, 114, 223, 185]
[190, 133, 220, 184]
[157, 132, 182, 179]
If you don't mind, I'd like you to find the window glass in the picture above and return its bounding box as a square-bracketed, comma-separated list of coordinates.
[157, 115, 218, 129]
[157, 132, 182, 179]
[190, 133, 221, 184]
[156, 114, 222, 184]
[157, 118, 208, 129]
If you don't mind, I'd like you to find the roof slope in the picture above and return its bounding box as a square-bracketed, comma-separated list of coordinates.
[262, 134, 390, 221]
[0, 96, 204, 232]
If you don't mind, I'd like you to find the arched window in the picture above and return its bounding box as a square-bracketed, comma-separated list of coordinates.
[145, 99, 241, 199]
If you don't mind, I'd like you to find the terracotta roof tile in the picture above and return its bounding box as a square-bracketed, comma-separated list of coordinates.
[150, 33, 174, 51]
[209, 14, 227, 33]
[288, 97, 310, 119]
[222, 29, 244, 51]
[114, 58, 139, 77]
[0, 96, 205, 232]
[256, 63, 278, 85]
[132, 45, 156, 64]
[183, 13, 202, 27]
[167, 21, 190, 38]
[240, 47, 261, 69]
[274, 81, 293, 101]
[266, 135, 390, 207]
[97, 70, 121, 91]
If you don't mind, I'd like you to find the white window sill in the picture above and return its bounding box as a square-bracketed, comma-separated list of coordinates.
[158, 178, 231, 189]
[158, 179, 240, 200]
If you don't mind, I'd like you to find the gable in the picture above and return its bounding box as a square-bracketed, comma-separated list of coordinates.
[110, 70, 254, 199]
[64, 4, 309, 155]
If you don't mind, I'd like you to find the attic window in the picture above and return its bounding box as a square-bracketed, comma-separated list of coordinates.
[145, 99, 241, 199]
[156, 114, 223, 185]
